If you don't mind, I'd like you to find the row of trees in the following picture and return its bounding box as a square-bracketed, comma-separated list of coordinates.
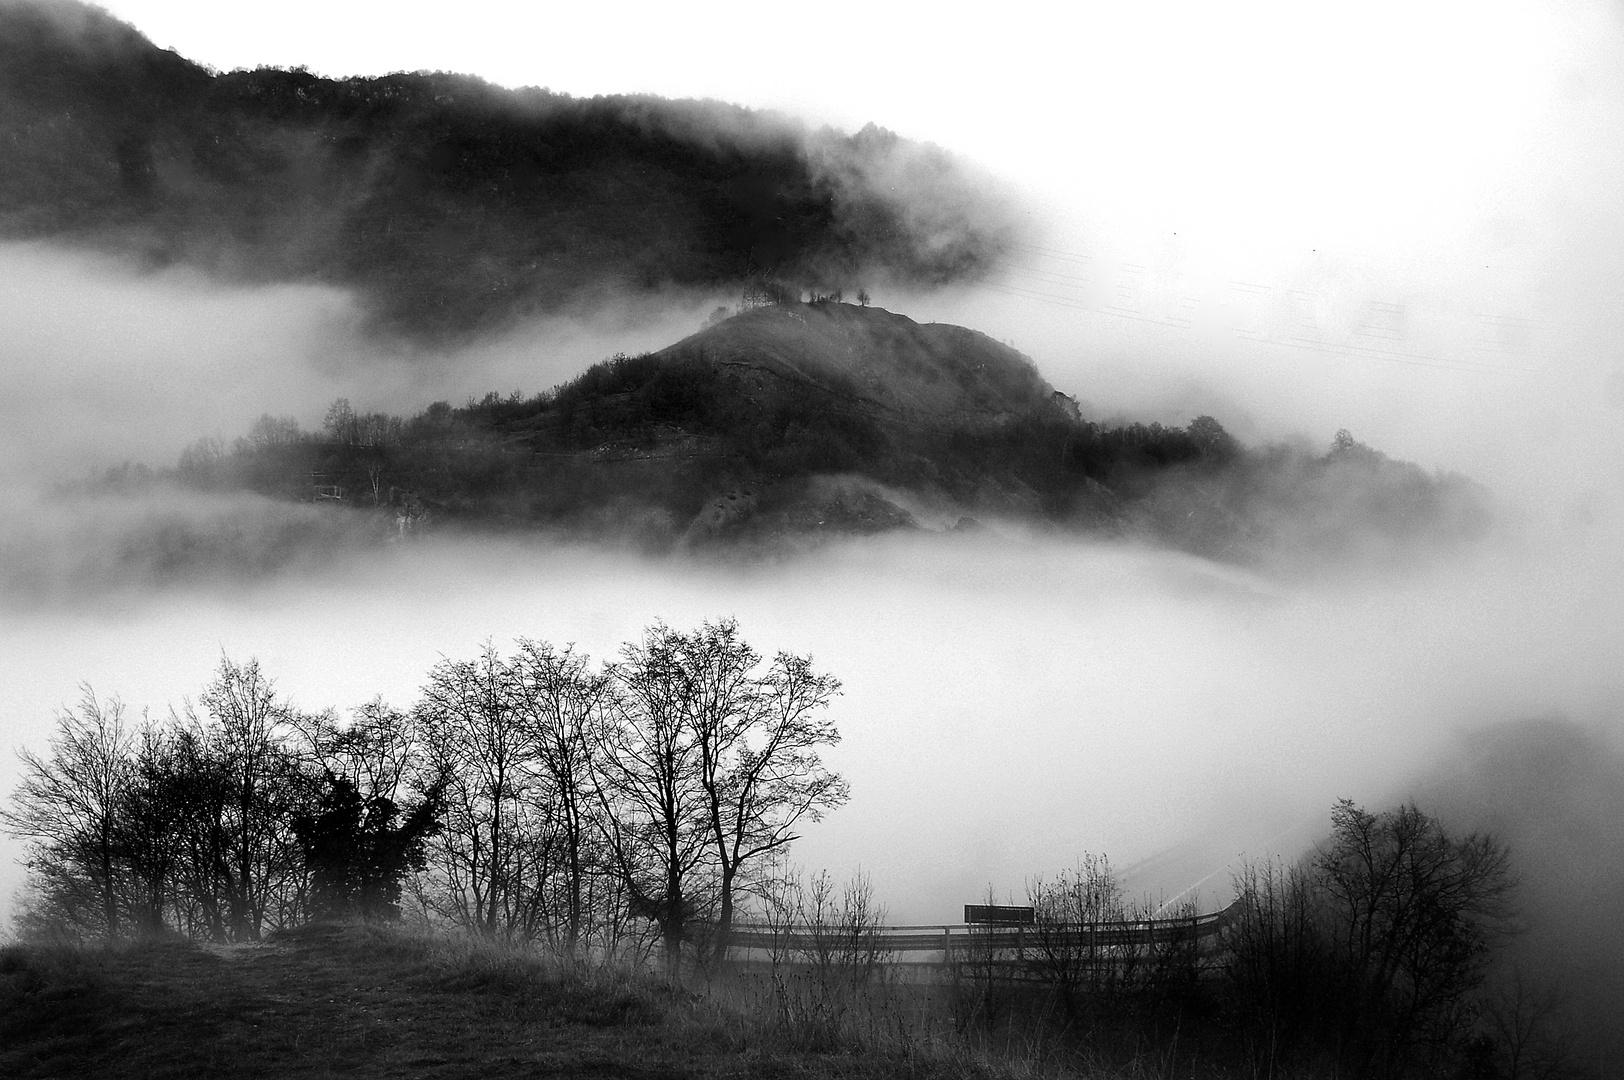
[3, 620, 848, 965]
[176, 400, 416, 490]
[5, 659, 1531, 1076]
[705, 287, 871, 330]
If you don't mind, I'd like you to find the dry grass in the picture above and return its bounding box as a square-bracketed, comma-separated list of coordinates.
[0, 923, 1146, 1079]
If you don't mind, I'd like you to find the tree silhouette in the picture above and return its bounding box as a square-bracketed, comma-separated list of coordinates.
[2, 689, 134, 939]
[293, 772, 441, 921]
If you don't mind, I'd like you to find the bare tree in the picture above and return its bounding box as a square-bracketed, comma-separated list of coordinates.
[2, 688, 135, 939]
[763, 868, 889, 978]
[593, 620, 847, 967]
[677, 620, 846, 963]
[294, 700, 422, 811]
[414, 645, 550, 941]
[116, 724, 192, 936]
[1225, 800, 1516, 1079]
[323, 398, 359, 445]
[179, 656, 309, 940]
[594, 624, 714, 967]
[1026, 854, 1128, 1019]
[1482, 965, 1575, 1080]
[1315, 799, 1515, 1077]
[511, 639, 607, 955]
[1222, 856, 1328, 1072]
[758, 866, 891, 1043]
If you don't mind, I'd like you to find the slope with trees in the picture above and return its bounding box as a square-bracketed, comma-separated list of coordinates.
[0, 0, 1015, 341]
[166, 301, 1489, 566]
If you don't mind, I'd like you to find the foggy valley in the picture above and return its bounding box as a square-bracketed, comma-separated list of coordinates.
[4, 0, 1624, 1076]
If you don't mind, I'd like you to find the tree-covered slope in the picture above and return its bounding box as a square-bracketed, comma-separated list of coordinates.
[0, 0, 1016, 341]
[167, 300, 1489, 562]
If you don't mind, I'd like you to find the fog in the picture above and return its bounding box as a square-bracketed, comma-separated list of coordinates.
[3, 17, 1624, 1060]
[0, 243, 721, 483]
[6, 177, 1624, 943]
[5, 234, 1624, 1079]
[4, 506, 1622, 925]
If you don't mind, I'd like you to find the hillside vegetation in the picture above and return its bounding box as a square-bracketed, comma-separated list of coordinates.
[167, 301, 1490, 565]
[0, 921, 998, 1080]
[0, 0, 1015, 341]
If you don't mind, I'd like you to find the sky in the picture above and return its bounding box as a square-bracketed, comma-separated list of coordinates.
[4, 0, 1624, 928]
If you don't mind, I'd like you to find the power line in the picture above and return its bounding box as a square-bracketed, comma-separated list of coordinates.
[1008, 240, 1096, 266]
[979, 278, 1534, 376]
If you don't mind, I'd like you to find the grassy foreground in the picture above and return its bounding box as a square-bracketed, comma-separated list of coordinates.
[0, 923, 1070, 1080]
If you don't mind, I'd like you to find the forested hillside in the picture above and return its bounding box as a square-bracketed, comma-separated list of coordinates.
[163, 301, 1491, 563]
[0, 0, 1015, 340]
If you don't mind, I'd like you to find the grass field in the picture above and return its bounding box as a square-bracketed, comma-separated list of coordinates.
[0, 923, 1115, 1080]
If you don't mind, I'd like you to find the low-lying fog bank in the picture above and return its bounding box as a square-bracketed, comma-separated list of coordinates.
[5, 236, 1621, 938]
[0, 242, 717, 484]
[3, 521, 1618, 930]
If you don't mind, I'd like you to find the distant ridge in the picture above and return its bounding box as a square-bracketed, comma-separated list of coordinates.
[158, 299, 1491, 566]
[0, 0, 1018, 341]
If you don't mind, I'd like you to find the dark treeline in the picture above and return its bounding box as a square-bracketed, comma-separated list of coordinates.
[0, 0, 1014, 340]
[1, 619, 846, 964]
[167, 345, 1487, 563]
[167, 383, 1204, 541]
[166, 357, 1227, 544]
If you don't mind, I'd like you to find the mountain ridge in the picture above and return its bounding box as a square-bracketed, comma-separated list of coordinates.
[0, 0, 1019, 341]
[151, 298, 1490, 566]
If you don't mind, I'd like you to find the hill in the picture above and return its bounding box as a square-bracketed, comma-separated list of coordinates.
[167, 299, 1491, 564]
[0, 922, 1001, 1079]
[0, 0, 1016, 341]
[657, 299, 1058, 421]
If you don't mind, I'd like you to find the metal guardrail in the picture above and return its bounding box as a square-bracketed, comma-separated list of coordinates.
[724, 901, 1239, 956]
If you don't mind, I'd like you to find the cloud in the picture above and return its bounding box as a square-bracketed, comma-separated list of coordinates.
[0, 242, 717, 484]
[1416, 718, 1624, 1066]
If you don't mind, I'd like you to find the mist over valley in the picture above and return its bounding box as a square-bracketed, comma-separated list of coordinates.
[4, 1, 1624, 1075]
